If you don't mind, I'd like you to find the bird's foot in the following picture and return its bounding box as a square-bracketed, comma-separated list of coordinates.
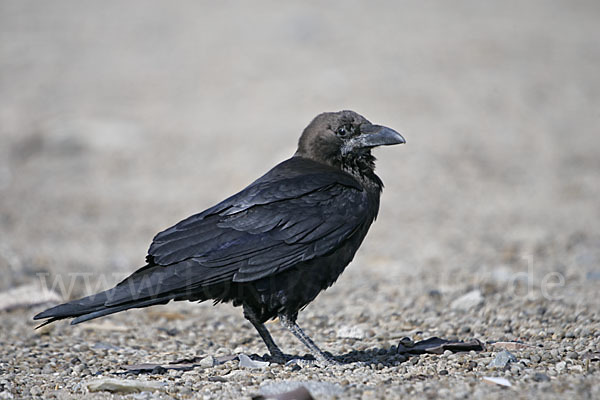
[314, 353, 343, 367]
[262, 351, 293, 364]
[284, 353, 342, 368]
[262, 349, 343, 367]
[285, 358, 318, 368]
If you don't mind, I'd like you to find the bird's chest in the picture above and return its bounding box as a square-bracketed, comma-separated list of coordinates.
[252, 205, 377, 319]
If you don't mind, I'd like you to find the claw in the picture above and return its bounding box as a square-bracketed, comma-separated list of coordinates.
[285, 355, 342, 368]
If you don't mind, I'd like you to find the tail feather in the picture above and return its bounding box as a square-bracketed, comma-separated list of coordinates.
[34, 288, 114, 325]
[32, 262, 213, 327]
[70, 296, 173, 325]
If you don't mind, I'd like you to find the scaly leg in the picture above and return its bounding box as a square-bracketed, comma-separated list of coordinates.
[279, 314, 340, 366]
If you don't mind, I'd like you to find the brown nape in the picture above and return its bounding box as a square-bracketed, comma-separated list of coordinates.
[295, 110, 369, 167]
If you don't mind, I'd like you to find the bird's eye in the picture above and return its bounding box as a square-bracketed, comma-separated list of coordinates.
[336, 126, 349, 137]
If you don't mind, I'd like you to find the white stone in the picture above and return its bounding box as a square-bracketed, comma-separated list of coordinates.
[482, 376, 512, 387]
[451, 290, 484, 310]
[86, 378, 166, 393]
[238, 354, 269, 369]
[336, 325, 366, 339]
[199, 355, 215, 368]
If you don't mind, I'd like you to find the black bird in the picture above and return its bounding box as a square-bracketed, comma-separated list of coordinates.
[34, 110, 405, 365]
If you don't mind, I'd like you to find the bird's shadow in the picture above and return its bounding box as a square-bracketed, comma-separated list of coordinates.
[118, 350, 406, 376]
[117, 337, 483, 375]
[255, 349, 409, 367]
[257, 336, 484, 366]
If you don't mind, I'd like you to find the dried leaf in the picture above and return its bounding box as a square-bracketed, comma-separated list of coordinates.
[398, 337, 484, 354]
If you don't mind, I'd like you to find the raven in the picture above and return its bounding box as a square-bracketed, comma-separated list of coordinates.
[34, 110, 405, 365]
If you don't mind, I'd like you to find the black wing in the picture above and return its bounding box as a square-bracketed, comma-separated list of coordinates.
[147, 157, 370, 284]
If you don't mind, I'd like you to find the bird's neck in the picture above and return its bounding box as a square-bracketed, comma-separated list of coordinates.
[340, 151, 384, 192]
[293, 151, 383, 192]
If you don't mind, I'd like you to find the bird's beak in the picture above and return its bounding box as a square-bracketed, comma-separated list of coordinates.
[354, 124, 406, 148]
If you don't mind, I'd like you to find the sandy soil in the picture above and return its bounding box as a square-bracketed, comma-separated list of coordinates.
[1, 1, 599, 399]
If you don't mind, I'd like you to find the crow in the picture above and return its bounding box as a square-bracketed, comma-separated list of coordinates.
[34, 110, 405, 365]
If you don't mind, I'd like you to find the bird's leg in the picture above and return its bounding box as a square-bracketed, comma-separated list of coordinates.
[279, 314, 340, 366]
[243, 306, 286, 363]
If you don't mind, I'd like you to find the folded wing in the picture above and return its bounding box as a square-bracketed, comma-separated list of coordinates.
[147, 157, 370, 285]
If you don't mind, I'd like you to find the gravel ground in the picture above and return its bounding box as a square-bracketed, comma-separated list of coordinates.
[1, 1, 600, 399]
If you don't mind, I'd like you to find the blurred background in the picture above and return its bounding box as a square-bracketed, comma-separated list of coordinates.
[1, 0, 599, 302]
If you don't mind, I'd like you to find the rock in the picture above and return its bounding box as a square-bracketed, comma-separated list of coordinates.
[450, 290, 484, 310]
[533, 373, 551, 382]
[556, 361, 567, 373]
[73, 344, 90, 352]
[86, 378, 167, 393]
[199, 355, 215, 368]
[482, 376, 512, 387]
[337, 325, 366, 339]
[238, 354, 269, 369]
[488, 350, 517, 369]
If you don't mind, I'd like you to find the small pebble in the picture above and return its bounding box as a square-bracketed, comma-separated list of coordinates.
[530, 354, 542, 363]
[533, 373, 551, 382]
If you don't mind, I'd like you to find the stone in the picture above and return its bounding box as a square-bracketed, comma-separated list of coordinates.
[86, 378, 167, 393]
[482, 376, 512, 387]
[533, 373, 550, 382]
[337, 326, 366, 340]
[488, 351, 517, 369]
[199, 355, 215, 368]
[450, 290, 484, 310]
[238, 354, 269, 369]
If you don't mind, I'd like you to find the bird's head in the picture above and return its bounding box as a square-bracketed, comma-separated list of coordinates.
[295, 110, 405, 173]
